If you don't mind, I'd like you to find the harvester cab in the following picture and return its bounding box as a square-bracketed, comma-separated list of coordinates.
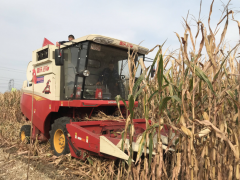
[20, 35, 173, 161]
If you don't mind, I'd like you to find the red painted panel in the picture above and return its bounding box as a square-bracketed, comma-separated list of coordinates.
[59, 100, 138, 107]
[20, 93, 59, 133]
[66, 123, 100, 154]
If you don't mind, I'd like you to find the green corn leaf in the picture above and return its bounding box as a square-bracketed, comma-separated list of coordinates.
[148, 131, 154, 169]
[134, 85, 146, 100]
[163, 74, 180, 92]
[174, 138, 179, 145]
[226, 90, 240, 108]
[121, 98, 128, 110]
[168, 73, 173, 83]
[162, 84, 169, 89]
[128, 95, 135, 119]
[144, 100, 149, 120]
[121, 131, 125, 150]
[133, 70, 146, 96]
[184, 67, 189, 78]
[223, 66, 230, 85]
[171, 83, 181, 93]
[148, 90, 159, 103]
[179, 79, 183, 90]
[163, 74, 169, 84]
[87, 157, 93, 165]
[195, 94, 208, 109]
[146, 40, 166, 80]
[159, 97, 171, 113]
[150, 123, 159, 129]
[115, 95, 128, 110]
[157, 54, 164, 90]
[192, 63, 216, 95]
[213, 46, 238, 82]
[171, 95, 182, 103]
[159, 95, 182, 113]
[147, 51, 160, 80]
[136, 131, 146, 163]
[189, 77, 193, 92]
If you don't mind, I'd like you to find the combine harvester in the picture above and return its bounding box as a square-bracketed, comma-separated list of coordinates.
[20, 35, 171, 160]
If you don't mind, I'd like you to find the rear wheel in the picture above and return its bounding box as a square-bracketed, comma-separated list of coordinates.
[20, 125, 31, 144]
[49, 117, 70, 156]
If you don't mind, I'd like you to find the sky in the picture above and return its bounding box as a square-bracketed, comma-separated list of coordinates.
[0, 0, 240, 93]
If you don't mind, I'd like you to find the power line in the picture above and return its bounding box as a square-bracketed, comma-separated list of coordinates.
[0, 79, 23, 81]
[0, 76, 25, 80]
[0, 76, 24, 78]
[0, 80, 23, 82]
[0, 66, 25, 72]
[0, 69, 24, 73]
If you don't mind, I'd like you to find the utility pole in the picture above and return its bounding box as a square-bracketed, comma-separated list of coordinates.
[8, 79, 14, 91]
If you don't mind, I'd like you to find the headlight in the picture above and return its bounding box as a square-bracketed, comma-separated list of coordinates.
[83, 70, 90, 77]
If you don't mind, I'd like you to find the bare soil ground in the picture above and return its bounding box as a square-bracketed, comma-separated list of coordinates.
[0, 148, 52, 180]
[0, 146, 70, 180]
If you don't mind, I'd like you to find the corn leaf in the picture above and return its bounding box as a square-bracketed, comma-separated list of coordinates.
[128, 95, 134, 119]
[148, 90, 159, 103]
[135, 132, 146, 163]
[134, 85, 146, 100]
[157, 54, 164, 90]
[148, 129, 155, 169]
[191, 62, 216, 95]
[133, 71, 145, 96]
[115, 95, 128, 110]
[121, 131, 125, 150]
[159, 95, 182, 113]
[226, 90, 240, 108]
[147, 49, 160, 80]
[87, 157, 93, 165]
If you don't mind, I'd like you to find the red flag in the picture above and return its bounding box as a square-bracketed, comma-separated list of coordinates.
[42, 38, 54, 47]
[32, 69, 37, 84]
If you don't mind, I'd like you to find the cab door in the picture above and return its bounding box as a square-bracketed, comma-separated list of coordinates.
[62, 42, 88, 100]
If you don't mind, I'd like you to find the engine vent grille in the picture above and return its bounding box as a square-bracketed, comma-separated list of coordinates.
[37, 48, 48, 61]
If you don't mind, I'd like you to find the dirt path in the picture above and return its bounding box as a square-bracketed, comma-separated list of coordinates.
[0, 148, 53, 180]
[0, 147, 72, 180]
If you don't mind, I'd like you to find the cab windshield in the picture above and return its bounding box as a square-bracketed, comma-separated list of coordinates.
[83, 43, 143, 100]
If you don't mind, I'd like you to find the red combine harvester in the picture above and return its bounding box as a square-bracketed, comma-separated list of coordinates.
[20, 35, 172, 161]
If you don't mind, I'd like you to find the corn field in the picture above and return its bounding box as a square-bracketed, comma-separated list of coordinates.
[115, 0, 240, 179]
[1, 0, 240, 179]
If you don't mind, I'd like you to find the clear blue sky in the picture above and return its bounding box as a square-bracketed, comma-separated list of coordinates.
[0, 0, 239, 93]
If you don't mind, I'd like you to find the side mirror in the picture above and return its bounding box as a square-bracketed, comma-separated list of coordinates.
[151, 68, 156, 78]
[55, 49, 64, 66]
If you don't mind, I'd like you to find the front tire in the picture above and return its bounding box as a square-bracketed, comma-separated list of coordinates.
[49, 117, 70, 156]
